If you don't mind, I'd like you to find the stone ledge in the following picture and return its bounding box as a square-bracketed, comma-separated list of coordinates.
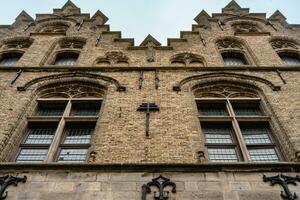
[0, 163, 299, 172]
[0, 66, 300, 72]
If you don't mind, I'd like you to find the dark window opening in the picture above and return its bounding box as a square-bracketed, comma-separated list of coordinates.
[54, 52, 79, 66]
[0, 52, 23, 66]
[278, 52, 300, 65]
[222, 52, 247, 65]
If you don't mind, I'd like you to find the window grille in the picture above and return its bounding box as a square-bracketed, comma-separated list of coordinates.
[232, 102, 261, 116]
[38, 103, 66, 116]
[16, 149, 48, 163]
[71, 103, 100, 116]
[25, 129, 55, 144]
[197, 103, 227, 116]
[248, 148, 279, 162]
[203, 127, 233, 144]
[207, 148, 238, 162]
[63, 129, 93, 144]
[57, 149, 88, 163]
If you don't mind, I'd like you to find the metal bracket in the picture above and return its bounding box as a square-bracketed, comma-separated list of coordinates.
[95, 34, 102, 46]
[263, 174, 300, 200]
[11, 69, 23, 85]
[76, 20, 84, 31]
[218, 20, 225, 31]
[0, 175, 27, 200]
[139, 71, 144, 90]
[155, 71, 159, 90]
[141, 175, 176, 200]
[199, 33, 206, 47]
[137, 103, 159, 137]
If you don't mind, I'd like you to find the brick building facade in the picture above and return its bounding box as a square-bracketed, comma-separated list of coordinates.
[0, 1, 300, 199]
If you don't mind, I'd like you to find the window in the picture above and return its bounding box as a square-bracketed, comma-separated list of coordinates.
[16, 98, 102, 163]
[54, 52, 79, 65]
[222, 52, 247, 65]
[278, 52, 300, 65]
[196, 85, 282, 162]
[0, 52, 23, 66]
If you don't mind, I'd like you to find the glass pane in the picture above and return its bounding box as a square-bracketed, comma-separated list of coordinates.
[224, 57, 246, 65]
[248, 148, 279, 162]
[38, 104, 66, 116]
[232, 103, 261, 116]
[280, 53, 300, 65]
[54, 57, 77, 65]
[57, 149, 88, 162]
[240, 125, 271, 144]
[25, 129, 55, 144]
[203, 125, 233, 144]
[0, 57, 19, 66]
[207, 148, 238, 162]
[63, 129, 93, 144]
[71, 103, 100, 116]
[197, 103, 227, 116]
[16, 149, 48, 162]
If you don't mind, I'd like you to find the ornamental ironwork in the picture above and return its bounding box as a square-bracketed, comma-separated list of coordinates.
[263, 174, 300, 200]
[142, 175, 176, 200]
[0, 175, 27, 200]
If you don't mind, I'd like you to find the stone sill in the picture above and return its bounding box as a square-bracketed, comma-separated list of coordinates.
[0, 163, 299, 172]
[0, 65, 300, 72]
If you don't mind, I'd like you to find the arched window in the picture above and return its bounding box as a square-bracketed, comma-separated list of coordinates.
[15, 81, 105, 163]
[54, 52, 79, 66]
[194, 83, 282, 162]
[0, 52, 23, 66]
[221, 52, 247, 65]
[278, 52, 300, 65]
[216, 38, 250, 66]
[270, 39, 300, 65]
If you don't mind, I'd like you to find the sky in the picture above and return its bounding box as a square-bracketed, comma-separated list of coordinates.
[0, 0, 299, 45]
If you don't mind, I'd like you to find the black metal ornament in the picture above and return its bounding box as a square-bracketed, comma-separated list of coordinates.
[0, 175, 27, 200]
[141, 175, 176, 200]
[263, 174, 300, 200]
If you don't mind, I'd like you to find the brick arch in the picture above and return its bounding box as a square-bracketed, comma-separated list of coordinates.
[172, 72, 281, 92]
[0, 36, 33, 47]
[39, 36, 87, 66]
[229, 20, 266, 32]
[223, 16, 268, 24]
[35, 20, 72, 33]
[269, 36, 300, 45]
[214, 36, 258, 65]
[17, 72, 126, 92]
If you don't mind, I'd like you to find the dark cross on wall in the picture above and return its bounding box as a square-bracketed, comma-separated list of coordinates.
[137, 103, 159, 137]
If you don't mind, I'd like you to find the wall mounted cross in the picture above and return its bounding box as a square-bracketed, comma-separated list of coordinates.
[263, 174, 300, 200]
[137, 103, 159, 137]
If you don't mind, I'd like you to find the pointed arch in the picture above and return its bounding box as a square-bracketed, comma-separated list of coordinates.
[172, 72, 281, 92]
[17, 72, 126, 92]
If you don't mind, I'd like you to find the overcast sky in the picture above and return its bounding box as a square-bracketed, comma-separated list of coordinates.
[0, 0, 299, 45]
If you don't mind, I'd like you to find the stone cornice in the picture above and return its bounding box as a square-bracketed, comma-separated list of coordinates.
[0, 66, 299, 72]
[0, 163, 299, 172]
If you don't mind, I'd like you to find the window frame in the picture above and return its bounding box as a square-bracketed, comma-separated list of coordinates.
[15, 97, 103, 163]
[196, 97, 283, 162]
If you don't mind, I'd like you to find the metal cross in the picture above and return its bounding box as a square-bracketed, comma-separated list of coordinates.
[263, 174, 300, 200]
[137, 103, 159, 137]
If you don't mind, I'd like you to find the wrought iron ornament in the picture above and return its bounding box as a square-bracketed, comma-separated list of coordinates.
[263, 174, 300, 200]
[141, 175, 176, 200]
[0, 175, 27, 200]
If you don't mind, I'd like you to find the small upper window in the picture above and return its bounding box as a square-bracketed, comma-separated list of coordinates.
[278, 52, 300, 65]
[0, 52, 23, 66]
[54, 52, 79, 66]
[222, 52, 247, 65]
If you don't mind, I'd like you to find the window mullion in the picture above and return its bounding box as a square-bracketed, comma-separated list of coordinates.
[227, 99, 250, 162]
[44, 100, 72, 162]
